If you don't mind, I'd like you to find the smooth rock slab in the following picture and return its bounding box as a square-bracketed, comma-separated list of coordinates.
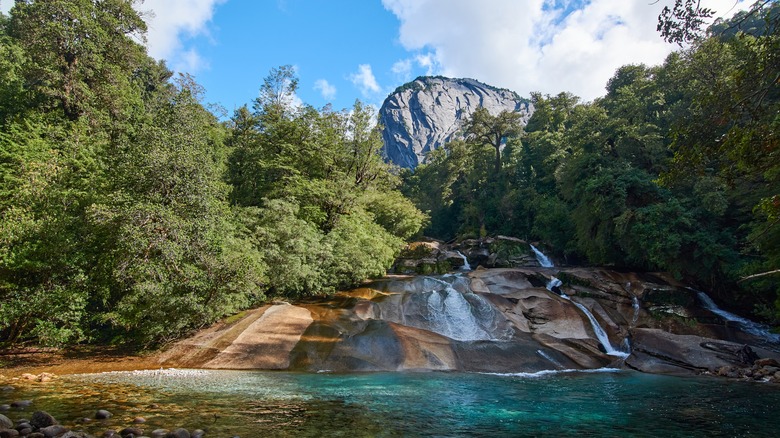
[203, 304, 313, 369]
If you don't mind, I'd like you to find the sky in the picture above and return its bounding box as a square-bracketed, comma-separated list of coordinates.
[0, 0, 751, 115]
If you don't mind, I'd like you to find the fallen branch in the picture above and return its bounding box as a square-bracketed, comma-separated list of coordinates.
[738, 269, 780, 283]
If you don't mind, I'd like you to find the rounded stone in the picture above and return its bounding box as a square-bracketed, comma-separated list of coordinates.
[10, 401, 32, 409]
[0, 428, 20, 438]
[149, 429, 169, 438]
[164, 428, 190, 438]
[132, 417, 146, 424]
[30, 412, 58, 429]
[0, 415, 12, 429]
[119, 427, 143, 437]
[39, 425, 67, 438]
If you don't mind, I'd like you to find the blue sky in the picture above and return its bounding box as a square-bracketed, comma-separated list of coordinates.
[0, 0, 751, 115]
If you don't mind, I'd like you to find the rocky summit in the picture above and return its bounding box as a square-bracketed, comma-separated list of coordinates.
[379, 76, 533, 168]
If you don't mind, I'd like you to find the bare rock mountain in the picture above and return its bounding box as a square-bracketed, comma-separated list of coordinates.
[380, 76, 533, 168]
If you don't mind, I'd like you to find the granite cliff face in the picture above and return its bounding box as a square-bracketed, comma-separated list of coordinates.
[380, 76, 533, 168]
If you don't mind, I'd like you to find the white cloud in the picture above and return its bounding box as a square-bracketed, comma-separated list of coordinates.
[314, 79, 337, 100]
[349, 64, 382, 96]
[176, 48, 207, 73]
[135, 0, 226, 73]
[382, 0, 752, 101]
[392, 59, 413, 80]
[0, 0, 12, 15]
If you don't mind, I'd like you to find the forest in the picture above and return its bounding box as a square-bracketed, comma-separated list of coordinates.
[0, 0, 778, 349]
[0, 1, 425, 347]
[401, 1, 779, 324]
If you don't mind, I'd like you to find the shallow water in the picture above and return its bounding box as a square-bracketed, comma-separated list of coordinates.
[2, 369, 779, 437]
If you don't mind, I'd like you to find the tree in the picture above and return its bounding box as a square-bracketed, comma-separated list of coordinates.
[464, 107, 523, 173]
[8, 0, 147, 123]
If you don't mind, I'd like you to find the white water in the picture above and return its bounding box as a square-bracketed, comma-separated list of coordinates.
[695, 290, 780, 343]
[378, 275, 512, 342]
[631, 296, 640, 326]
[530, 244, 554, 268]
[562, 295, 629, 358]
[546, 277, 563, 292]
[455, 251, 471, 271]
[536, 349, 564, 368]
[485, 367, 622, 378]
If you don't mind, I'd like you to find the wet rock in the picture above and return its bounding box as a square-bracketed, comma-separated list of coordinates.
[190, 430, 205, 438]
[149, 430, 168, 438]
[0, 407, 9, 413]
[164, 429, 190, 438]
[39, 425, 67, 437]
[131, 418, 145, 424]
[0, 415, 11, 429]
[17, 427, 32, 436]
[102, 430, 116, 438]
[95, 410, 112, 420]
[165, 428, 191, 438]
[0, 386, 14, 392]
[10, 401, 31, 409]
[31, 411, 58, 429]
[755, 357, 780, 367]
[60, 432, 94, 438]
[28, 433, 45, 438]
[119, 428, 143, 438]
[0, 429, 20, 438]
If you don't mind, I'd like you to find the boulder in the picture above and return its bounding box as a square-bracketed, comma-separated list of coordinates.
[39, 425, 67, 437]
[164, 429, 190, 438]
[95, 410, 112, 420]
[626, 328, 761, 375]
[30, 411, 58, 429]
[0, 429, 19, 438]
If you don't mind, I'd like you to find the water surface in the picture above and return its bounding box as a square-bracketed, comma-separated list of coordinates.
[2, 370, 778, 437]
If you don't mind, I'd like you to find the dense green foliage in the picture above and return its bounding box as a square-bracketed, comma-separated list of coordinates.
[0, 1, 424, 348]
[402, 1, 780, 322]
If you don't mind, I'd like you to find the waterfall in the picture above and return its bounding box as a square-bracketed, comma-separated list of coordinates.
[561, 295, 629, 358]
[455, 251, 471, 271]
[546, 277, 563, 293]
[378, 275, 513, 342]
[631, 296, 640, 326]
[695, 290, 780, 343]
[530, 244, 554, 267]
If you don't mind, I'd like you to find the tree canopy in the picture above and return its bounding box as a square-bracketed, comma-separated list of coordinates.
[0, 2, 425, 348]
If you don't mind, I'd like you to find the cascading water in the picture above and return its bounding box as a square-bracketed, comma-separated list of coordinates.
[530, 244, 554, 268]
[631, 296, 640, 326]
[455, 251, 471, 271]
[561, 296, 629, 358]
[530, 244, 627, 357]
[376, 275, 513, 342]
[546, 277, 563, 293]
[695, 290, 780, 343]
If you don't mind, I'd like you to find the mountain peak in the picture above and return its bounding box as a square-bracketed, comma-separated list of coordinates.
[380, 76, 532, 168]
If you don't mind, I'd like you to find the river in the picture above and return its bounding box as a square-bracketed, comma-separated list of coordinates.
[3, 369, 779, 437]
